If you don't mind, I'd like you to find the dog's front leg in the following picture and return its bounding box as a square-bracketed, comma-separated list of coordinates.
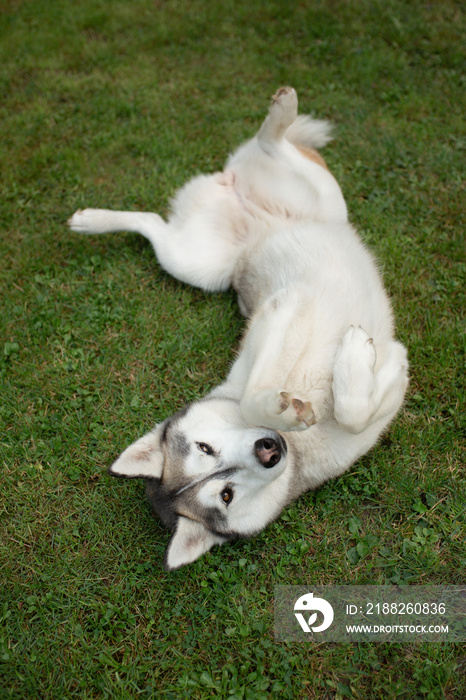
[226, 290, 316, 431]
[332, 326, 408, 434]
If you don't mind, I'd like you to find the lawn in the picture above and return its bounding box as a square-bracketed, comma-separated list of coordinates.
[0, 0, 464, 697]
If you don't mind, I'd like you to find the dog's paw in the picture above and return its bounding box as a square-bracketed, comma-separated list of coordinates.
[241, 388, 316, 432]
[68, 208, 97, 234]
[272, 86, 297, 106]
[276, 390, 316, 431]
[270, 86, 298, 120]
[215, 170, 235, 188]
[259, 87, 298, 144]
[332, 326, 377, 432]
[335, 326, 376, 381]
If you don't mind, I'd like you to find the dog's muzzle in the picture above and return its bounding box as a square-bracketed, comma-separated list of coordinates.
[254, 436, 286, 468]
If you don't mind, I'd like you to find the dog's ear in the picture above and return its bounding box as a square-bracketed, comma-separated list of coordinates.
[164, 516, 225, 571]
[109, 427, 164, 479]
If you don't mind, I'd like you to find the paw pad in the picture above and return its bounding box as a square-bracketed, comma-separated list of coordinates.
[280, 391, 316, 426]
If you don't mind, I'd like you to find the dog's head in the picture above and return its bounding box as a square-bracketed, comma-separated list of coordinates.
[109, 397, 290, 570]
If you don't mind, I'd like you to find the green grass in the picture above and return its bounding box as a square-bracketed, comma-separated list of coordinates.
[1, 0, 465, 697]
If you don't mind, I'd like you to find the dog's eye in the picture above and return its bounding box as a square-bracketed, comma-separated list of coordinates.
[197, 442, 214, 455]
[221, 488, 233, 505]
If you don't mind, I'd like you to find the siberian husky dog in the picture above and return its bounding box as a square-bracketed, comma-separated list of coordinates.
[69, 87, 408, 570]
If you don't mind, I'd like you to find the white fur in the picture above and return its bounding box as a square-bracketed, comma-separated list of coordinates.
[70, 87, 409, 570]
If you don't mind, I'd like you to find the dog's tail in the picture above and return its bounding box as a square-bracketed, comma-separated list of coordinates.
[285, 115, 333, 151]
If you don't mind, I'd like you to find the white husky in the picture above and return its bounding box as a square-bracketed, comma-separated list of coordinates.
[69, 87, 408, 570]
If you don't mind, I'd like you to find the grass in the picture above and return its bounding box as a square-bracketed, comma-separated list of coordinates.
[1, 0, 464, 697]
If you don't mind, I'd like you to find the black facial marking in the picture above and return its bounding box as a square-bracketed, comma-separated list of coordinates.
[145, 479, 178, 530]
[184, 501, 227, 532]
[145, 464, 241, 534]
[159, 420, 170, 445]
[175, 466, 240, 496]
[159, 406, 190, 445]
[171, 430, 190, 458]
[146, 476, 255, 542]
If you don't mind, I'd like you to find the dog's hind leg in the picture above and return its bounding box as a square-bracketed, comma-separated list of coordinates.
[332, 326, 409, 434]
[69, 207, 180, 277]
[257, 87, 298, 149]
[69, 206, 240, 292]
[69, 208, 164, 238]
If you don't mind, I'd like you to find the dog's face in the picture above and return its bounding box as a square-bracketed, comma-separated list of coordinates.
[109, 397, 290, 570]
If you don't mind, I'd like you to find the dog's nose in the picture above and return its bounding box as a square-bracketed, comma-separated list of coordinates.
[254, 437, 282, 468]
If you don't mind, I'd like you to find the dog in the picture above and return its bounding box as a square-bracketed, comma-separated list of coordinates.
[69, 87, 409, 571]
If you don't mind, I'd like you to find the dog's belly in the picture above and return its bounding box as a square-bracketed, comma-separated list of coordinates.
[233, 223, 393, 341]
